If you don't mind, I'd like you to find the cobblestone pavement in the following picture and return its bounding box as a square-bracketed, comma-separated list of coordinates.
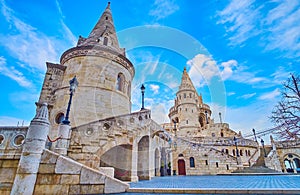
[129, 175, 300, 189]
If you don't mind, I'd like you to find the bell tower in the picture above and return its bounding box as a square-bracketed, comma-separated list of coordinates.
[39, 2, 134, 133]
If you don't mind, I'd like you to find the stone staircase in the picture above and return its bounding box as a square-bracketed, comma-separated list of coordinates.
[233, 146, 281, 174]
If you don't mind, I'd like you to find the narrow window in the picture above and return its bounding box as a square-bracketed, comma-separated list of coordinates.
[184, 93, 186, 98]
[248, 150, 251, 156]
[233, 149, 235, 156]
[205, 160, 208, 165]
[186, 120, 188, 124]
[226, 164, 229, 170]
[104, 37, 108, 46]
[185, 108, 187, 112]
[116, 73, 125, 92]
[216, 162, 219, 168]
[190, 157, 195, 168]
[221, 132, 224, 137]
[225, 149, 229, 154]
[240, 150, 243, 156]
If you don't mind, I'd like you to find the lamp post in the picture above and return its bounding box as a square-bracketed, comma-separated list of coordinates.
[233, 136, 239, 157]
[252, 128, 257, 142]
[261, 139, 267, 157]
[62, 76, 78, 125]
[141, 84, 145, 110]
[219, 112, 222, 124]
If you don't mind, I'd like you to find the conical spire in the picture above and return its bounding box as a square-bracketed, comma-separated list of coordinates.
[77, 2, 122, 52]
[179, 67, 197, 92]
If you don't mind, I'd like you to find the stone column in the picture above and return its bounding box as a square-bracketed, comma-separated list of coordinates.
[148, 137, 155, 179]
[55, 123, 71, 155]
[11, 103, 50, 195]
[130, 140, 138, 182]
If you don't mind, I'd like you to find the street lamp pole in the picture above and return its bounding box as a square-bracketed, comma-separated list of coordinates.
[252, 128, 257, 142]
[261, 139, 267, 157]
[62, 76, 78, 125]
[141, 84, 145, 110]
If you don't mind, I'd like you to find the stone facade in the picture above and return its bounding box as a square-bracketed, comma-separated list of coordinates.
[1, 2, 300, 195]
[163, 68, 300, 175]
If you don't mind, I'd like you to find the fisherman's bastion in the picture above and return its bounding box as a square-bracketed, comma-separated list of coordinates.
[0, 2, 299, 194]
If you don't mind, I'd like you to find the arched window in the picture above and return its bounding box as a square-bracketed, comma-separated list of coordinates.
[225, 149, 229, 154]
[248, 150, 251, 156]
[178, 153, 184, 157]
[233, 149, 235, 156]
[104, 37, 108, 46]
[116, 73, 125, 92]
[240, 149, 243, 156]
[221, 132, 224, 137]
[190, 157, 195, 167]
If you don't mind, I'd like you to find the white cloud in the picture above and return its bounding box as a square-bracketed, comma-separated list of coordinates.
[149, 0, 179, 20]
[187, 54, 238, 87]
[0, 56, 32, 87]
[218, 0, 300, 58]
[220, 60, 237, 80]
[238, 93, 256, 99]
[259, 88, 280, 100]
[187, 54, 220, 87]
[0, 0, 76, 72]
[149, 84, 160, 94]
[217, 0, 261, 46]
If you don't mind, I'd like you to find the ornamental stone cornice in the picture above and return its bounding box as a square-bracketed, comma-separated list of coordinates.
[60, 45, 135, 77]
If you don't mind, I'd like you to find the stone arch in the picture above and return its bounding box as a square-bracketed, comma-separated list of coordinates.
[138, 135, 150, 180]
[199, 114, 205, 127]
[283, 153, 300, 173]
[100, 144, 132, 181]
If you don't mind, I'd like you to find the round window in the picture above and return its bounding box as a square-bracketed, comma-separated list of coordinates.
[55, 113, 65, 124]
[85, 128, 94, 136]
[13, 134, 25, 146]
[103, 123, 110, 130]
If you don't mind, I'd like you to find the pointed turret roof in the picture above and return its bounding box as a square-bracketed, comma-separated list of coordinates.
[179, 67, 197, 92]
[77, 2, 123, 53]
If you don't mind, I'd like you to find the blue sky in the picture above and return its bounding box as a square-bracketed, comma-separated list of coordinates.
[0, 0, 299, 140]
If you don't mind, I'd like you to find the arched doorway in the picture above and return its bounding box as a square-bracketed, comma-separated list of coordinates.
[100, 144, 132, 181]
[138, 136, 149, 180]
[178, 159, 186, 175]
[155, 148, 160, 176]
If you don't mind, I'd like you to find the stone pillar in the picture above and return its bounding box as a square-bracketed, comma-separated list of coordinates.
[148, 137, 155, 179]
[11, 103, 50, 195]
[55, 123, 71, 155]
[130, 140, 138, 182]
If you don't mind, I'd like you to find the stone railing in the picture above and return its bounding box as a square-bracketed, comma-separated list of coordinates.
[247, 147, 260, 166]
[187, 137, 258, 148]
[275, 139, 300, 148]
[264, 149, 282, 172]
[0, 126, 28, 159]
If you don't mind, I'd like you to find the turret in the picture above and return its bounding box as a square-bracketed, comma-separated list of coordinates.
[168, 67, 212, 136]
[40, 2, 135, 137]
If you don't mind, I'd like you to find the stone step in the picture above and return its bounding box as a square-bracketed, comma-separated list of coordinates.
[233, 166, 281, 173]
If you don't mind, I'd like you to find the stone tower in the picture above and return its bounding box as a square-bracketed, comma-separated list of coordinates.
[168, 67, 211, 136]
[38, 2, 134, 136]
